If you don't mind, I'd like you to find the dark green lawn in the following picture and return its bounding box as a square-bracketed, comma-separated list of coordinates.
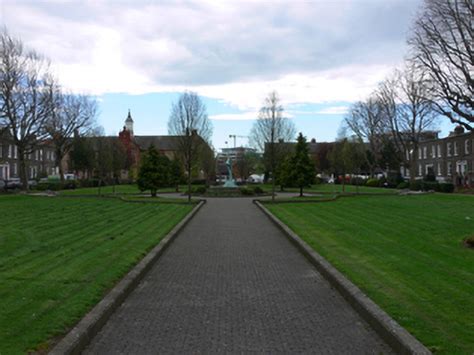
[267, 194, 474, 354]
[0, 195, 193, 354]
[58, 184, 207, 196]
[260, 182, 397, 194]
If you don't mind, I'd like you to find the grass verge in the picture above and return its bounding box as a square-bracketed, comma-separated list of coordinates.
[0, 195, 193, 354]
[266, 194, 474, 354]
[260, 183, 398, 194]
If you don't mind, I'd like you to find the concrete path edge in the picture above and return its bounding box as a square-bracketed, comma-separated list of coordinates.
[254, 200, 431, 355]
[49, 200, 206, 355]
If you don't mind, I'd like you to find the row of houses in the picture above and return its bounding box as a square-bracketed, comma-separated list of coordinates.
[402, 126, 473, 184]
[0, 133, 58, 181]
[0, 111, 213, 182]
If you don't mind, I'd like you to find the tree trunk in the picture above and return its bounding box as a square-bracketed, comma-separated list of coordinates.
[57, 152, 64, 183]
[300, 186, 303, 197]
[187, 165, 192, 203]
[271, 171, 276, 202]
[18, 148, 29, 191]
[151, 189, 157, 197]
[409, 155, 417, 184]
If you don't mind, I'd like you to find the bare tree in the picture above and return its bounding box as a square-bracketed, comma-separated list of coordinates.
[168, 91, 212, 202]
[344, 96, 385, 176]
[47, 84, 97, 182]
[250, 91, 296, 201]
[378, 65, 437, 182]
[409, 0, 473, 130]
[0, 29, 53, 190]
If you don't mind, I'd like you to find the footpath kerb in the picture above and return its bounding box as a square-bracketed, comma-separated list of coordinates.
[49, 200, 206, 355]
[254, 200, 431, 355]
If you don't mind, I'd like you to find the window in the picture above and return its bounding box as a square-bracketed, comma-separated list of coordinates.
[465, 140, 469, 155]
[8, 145, 12, 158]
[447, 142, 452, 157]
[437, 162, 442, 176]
[447, 162, 452, 176]
[13, 163, 17, 175]
[406, 150, 410, 161]
[431, 145, 436, 158]
[454, 141, 458, 156]
[13, 146, 17, 159]
[40, 149, 43, 161]
[437, 144, 442, 157]
[418, 147, 422, 159]
[418, 164, 422, 176]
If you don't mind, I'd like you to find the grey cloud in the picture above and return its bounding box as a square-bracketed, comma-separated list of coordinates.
[2, 0, 421, 86]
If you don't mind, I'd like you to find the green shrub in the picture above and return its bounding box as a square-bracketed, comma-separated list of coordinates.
[410, 180, 423, 191]
[36, 182, 61, 191]
[439, 183, 455, 193]
[366, 178, 380, 187]
[240, 187, 255, 196]
[253, 186, 264, 194]
[397, 181, 410, 189]
[194, 186, 207, 194]
[314, 176, 324, 185]
[422, 181, 440, 192]
[351, 177, 366, 186]
[79, 179, 100, 188]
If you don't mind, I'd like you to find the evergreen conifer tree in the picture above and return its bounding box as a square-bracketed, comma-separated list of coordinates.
[137, 145, 170, 197]
[290, 133, 315, 197]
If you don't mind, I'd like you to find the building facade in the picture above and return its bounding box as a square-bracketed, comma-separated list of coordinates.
[116, 111, 213, 180]
[0, 130, 59, 181]
[401, 126, 474, 185]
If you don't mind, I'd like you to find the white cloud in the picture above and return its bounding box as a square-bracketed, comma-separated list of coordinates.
[1, 0, 421, 105]
[209, 112, 259, 121]
[315, 106, 350, 115]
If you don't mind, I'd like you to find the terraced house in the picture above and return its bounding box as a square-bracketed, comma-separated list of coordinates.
[0, 130, 59, 181]
[402, 125, 474, 186]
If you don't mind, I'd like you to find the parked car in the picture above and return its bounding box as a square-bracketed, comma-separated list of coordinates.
[64, 173, 77, 181]
[0, 179, 5, 190]
[28, 180, 38, 187]
[6, 178, 22, 189]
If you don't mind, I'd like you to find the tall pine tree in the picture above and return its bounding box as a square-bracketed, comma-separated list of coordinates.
[290, 133, 315, 197]
[137, 145, 170, 197]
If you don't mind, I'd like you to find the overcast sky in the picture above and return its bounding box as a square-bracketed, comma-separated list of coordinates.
[2, 0, 436, 150]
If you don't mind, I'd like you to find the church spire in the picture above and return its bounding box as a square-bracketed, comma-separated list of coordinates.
[125, 109, 134, 135]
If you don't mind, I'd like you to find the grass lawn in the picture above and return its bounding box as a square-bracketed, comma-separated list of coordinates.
[58, 184, 202, 196]
[267, 194, 474, 354]
[260, 183, 397, 194]
[0, 195, 193, 354]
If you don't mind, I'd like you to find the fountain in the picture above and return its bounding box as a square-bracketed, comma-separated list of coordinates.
[223, 156, 238, 188]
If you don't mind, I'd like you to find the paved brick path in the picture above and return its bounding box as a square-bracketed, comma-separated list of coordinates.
[85, 198, 392, 354]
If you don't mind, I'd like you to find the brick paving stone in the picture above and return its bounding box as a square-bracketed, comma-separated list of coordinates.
[84, 198, 393, 354]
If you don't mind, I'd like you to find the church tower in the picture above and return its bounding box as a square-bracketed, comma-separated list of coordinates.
[125, 109, 134, 136]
